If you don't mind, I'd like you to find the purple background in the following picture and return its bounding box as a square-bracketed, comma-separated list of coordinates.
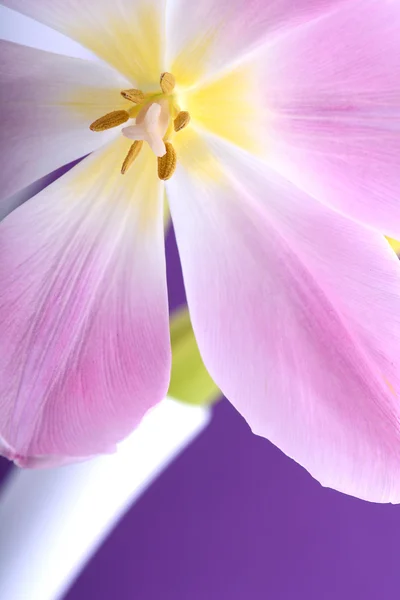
[1, 201, 400, 600]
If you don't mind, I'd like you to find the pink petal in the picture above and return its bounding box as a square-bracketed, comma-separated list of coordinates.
[0, 432, 100, 468]
[168, 0, 349, 84]
[261, 0, 400, 238]
[0, 39, 131, 202]
[0, 138, 170, 466]
[2, 0, 167, 85]
[167, 134, 400, 502]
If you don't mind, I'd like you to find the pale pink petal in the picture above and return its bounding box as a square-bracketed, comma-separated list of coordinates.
[0, 39, 131, 202]
[0, 137, 170, 465]
[0, 3, 96, 58]
[260, 0, 400, 238]
[2, 0, 167, 85]
[167, 134, 400, 502]
[167, 0, 349, 85]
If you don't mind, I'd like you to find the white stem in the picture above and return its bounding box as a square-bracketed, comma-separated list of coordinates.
[0, 399, 210, 600]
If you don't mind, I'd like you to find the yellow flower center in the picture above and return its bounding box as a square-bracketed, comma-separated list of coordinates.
[89, 72, 190, 180]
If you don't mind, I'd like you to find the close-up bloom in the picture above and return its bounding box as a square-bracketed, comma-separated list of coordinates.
[1, 0, 400, 503]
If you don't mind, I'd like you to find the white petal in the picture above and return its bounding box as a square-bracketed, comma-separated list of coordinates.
[2, 0, 168, 85]
[0, 4, 96, 59]
[0, 39, 131, 201]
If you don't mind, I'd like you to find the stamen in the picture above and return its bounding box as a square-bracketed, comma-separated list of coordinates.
[160, 72, 175, 95]
[121, 89, 145, 104]
[121, 140, 144, 174]
[158, 142, 177, 180]
[90, 110, 130, 132]
[95, 74, 189, 180]
[174, 111, 191, 132]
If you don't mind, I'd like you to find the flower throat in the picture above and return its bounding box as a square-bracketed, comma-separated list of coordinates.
[89, 72, 190, 180]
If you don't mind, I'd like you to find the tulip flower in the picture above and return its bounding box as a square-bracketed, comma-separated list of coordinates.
[1, 0, 400, 503]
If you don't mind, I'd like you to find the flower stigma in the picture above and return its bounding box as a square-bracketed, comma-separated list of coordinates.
[89, 72, 190, 181]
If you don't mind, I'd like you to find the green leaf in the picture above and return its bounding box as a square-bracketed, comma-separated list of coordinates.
[169, 306, 221, 407]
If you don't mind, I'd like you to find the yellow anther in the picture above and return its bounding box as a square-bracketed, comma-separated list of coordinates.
[158, 142, 177, 180]
[174, 111, 191, 132]
[121, 89, 145, 104]
[160, 72, 175, 95]
[90, 110, 130, 132]
[121, 141, 143, 174]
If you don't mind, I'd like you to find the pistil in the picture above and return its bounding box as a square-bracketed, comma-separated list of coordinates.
[89, 72, 190, 180]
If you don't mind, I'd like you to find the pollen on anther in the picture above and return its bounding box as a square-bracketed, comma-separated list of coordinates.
[174, 111, 191, 132]
[158, 142, 177, 180]
[160, 72, 175, 95]
[90, 110, 130, 132]
[121, 89, 145, 104]
[121, 140, 143, 174]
